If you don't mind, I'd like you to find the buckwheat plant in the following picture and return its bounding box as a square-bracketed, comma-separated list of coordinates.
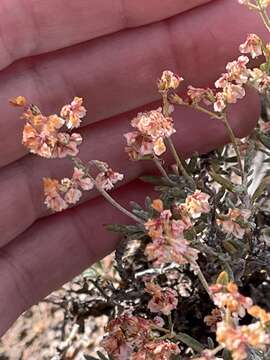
[10, 1, 270, 359]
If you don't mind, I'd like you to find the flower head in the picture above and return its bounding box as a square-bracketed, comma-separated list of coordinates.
[145, 282, 178, 315]
[60, 97, 87, 129]
[21, 101, 84, 158]
[124, 131, 154, 160]
[248, 68, 270, 93]
[225, 56, 250, 85]
[101, 315, 153, 360]
[217, 208, 251, 239]
[209, 282, 253, 318]
[9, 95, 27, 107]
[124, 108, 175, 158]
[239, 34, 263, 59]
[144, 200, 198, 267]
[94, 161, 124, 191]
[180, 190, 210, 219]
[43, 167, 93, 212]
[187, 86, 214, 105]
[217, 321, 270, 360]
[158, 70, 183, 92]
[131, 340, 180, 360]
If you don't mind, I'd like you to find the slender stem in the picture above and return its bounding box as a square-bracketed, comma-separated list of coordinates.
[168, 313, 174, 333]
[171, 93, 223, 120]
[256, 0, 270, 32]
[153, 156, 176, 186]
[71, 157, 144, 224]
[221, 114, 244, 181]
[186, 257, 212, 299]
[210, 344, 224, 356]
[193, 104, 223, 120]
[195, 263, 212, 299]
[93, 177, 144, 224]
[167, 137, 196, 189]
[248, 3, 260, 10]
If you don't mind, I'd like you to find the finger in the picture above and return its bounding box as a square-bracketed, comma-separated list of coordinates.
[0, 0, 212, 69]
[0, 179, 153, 336]
[0, 0, 267, 166]
[0, 89, 260, 248]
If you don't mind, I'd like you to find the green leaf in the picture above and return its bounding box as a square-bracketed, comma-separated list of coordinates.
[252, 176, 270, 202]
[175, 332, 204, 353]
[104, 224, 146, 239]
[258, 132, 270, 149]
[209, 169, 235, 192]
[140, 175, 168, 185]
[216, 271, 230, 285]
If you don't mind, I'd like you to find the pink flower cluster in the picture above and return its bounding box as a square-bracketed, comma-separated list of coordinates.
[131, 340, 180, 360]
[214, 56, 249, 112]
[44, 163, 123, 212]
[101, 314, 180, 360]
[145, 282, 178, 315]
[181, 190, 210, 219]
[209, 281, 270, 360]
[158, 70, 183, 92]
[124, 108, 175, 160]
[217, 321, 270, 360]
[144, 197, 201, 267]
[43, 167, 93, 212]
[217, 208, 251, 239]
[94, 161, 124, 191]
[210, 282, 253, 318]
[21, 97, 86, 158]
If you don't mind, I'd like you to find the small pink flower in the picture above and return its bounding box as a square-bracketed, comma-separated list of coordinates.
[239, 34, 263, 59]
[153, 137, 166, 156]
[217, 321, 270, 360]
[131, 340, 180, 360]
[187, 86, 214, 105]
[43, 166, 94, 212]
[217, 208, 251, 239]
[64, 187, 82, 204]
[53, 132, 83, 158]
[131, 108, 175, 140]
[124, 131, 154, 160]
[214, 92, 226, 112]
[43, 178, 68, 212]
[101, 315, 153, 359]
[72, 167, 94, 191]
[215, 73, 230, 89]
[223, 83, 245, 104]
[145, 236, 199, 267]
[60, 97, 87, 129]
[249, 68, 270, 93]
[21, 104, 83, 159]
[210, 282, 253, 318]
[144, 201, 198, 266]
[158, 70, 183, 92]
[184, 190, 210, 219]
[125, 108, 175, 158]
[153, 316, 165, 328]
[95, 168, 124, 191]
[145, 282, 178, 315]
[225, 56, 250, 85]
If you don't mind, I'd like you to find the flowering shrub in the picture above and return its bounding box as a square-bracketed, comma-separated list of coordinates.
[10, 1, 270, 359]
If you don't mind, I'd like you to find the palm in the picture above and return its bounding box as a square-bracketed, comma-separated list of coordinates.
[0, 0, 265, 335]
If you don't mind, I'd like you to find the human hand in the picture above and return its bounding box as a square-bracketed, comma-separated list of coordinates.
[0, 0, 266, 335]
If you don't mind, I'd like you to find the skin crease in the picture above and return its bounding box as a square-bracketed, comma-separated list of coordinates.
[0, 0, 266, 335]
